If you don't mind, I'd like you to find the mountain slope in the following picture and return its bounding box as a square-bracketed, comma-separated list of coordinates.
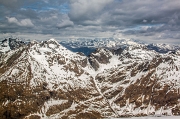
[0, 39, 180, 118]
[0, 39, 116, 119]
[92, 45, 180, 116]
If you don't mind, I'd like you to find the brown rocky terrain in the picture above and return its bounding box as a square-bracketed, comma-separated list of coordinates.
[0, 39, 180, 118]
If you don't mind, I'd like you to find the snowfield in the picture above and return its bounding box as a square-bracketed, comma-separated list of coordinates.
[110, 116, 180, 119]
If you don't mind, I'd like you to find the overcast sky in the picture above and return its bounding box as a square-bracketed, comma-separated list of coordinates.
[0, 0, 180, 43]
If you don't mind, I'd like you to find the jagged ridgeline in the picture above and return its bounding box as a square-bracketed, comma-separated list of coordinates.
[0, 38, 180, 119]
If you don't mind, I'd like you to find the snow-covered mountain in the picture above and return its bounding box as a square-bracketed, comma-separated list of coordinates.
[60, 38, 143, 56]
[91, 45, 180, 116]
[60, 38, 180, 55]
[147, 43, 180, 53]
[60, 38, 142, 48]
[0, 38, 180, 119]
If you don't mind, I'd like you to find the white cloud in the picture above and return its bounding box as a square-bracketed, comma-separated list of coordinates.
[143, 20, 147, 23]
[6, 17, 34, 27]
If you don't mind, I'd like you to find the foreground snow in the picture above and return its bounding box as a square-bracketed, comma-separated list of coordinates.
[110, 116, 180, 119]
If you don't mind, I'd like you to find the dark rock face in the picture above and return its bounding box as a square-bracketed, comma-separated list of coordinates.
[88, 57, 100, 71]
[90, 48, 112, 64]
[111, 48, 123, 55]
[1, 38, 26, 50]
[9, 38, 26, 50]
[88, 48, 112, 70]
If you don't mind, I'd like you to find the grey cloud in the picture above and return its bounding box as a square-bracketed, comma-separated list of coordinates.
[117, 0, 180, 26]
[0, 0, 24, 10]
[0, 0, 37, 10]
[100, 0, 180, 41]
[68, 0, 113, 22]
[56, 20, 74, 29]
[18, 9, 38, 19]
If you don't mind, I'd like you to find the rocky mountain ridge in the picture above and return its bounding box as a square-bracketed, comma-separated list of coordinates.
[0, 38, 26, 53]
[0, 38, 180, 119]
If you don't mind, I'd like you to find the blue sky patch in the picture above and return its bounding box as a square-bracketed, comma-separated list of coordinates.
[22, 1, 70, 14]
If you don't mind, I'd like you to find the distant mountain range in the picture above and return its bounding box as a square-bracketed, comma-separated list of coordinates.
[0, 38, 180, 119]
[60, 38, 180, 55]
